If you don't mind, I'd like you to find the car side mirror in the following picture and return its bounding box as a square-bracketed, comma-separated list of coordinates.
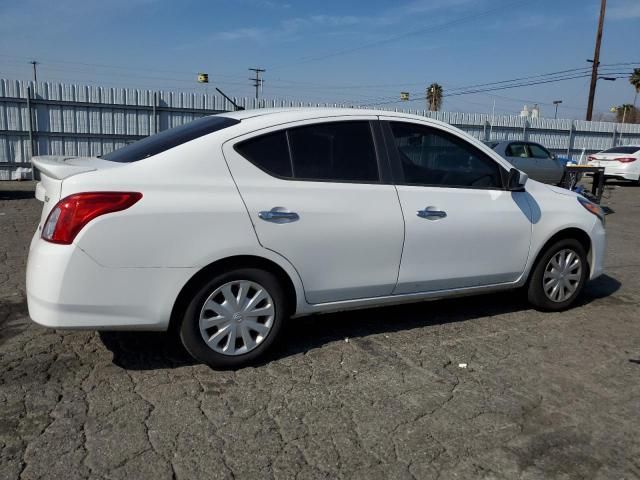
[507, 168, 528, 191]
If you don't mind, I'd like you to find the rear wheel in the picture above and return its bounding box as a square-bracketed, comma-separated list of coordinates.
[527, 239, 588, 311]
[179, 268, 286, 368]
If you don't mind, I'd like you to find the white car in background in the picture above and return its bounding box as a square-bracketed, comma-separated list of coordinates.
[587, 145, 640, 183]
[26, 108, 606, 368]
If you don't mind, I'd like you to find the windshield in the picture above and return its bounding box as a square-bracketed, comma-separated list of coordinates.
[102, 116, 240, 163]
[600, 146, 640, 155]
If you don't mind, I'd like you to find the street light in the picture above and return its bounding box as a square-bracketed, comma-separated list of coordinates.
[598, 76, 616, 81]
[553, 100, 563, 119]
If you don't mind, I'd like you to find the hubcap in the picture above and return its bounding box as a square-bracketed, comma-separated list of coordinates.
[199, 280, 275, 356]
[543, 249, 583, 303]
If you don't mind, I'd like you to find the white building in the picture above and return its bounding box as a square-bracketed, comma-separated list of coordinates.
[520, 104, 541, 118]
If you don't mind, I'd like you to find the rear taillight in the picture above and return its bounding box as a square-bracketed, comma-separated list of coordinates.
[42, 192, 142, 244]
[617, 157, 637, 163]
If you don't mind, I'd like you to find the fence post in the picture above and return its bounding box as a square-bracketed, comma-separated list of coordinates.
[566, 121, 574, 159]
[26, 86, 36, 179]
[611, 125, 617, 148]
[152, 92, 157, 134]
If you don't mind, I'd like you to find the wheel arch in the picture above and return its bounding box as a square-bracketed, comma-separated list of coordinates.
[169, 255, 300, 333]
[526, 227, 592, 283]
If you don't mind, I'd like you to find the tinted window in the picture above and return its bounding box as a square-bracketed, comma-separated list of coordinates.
[102, 116, 239, 163]
[288, 122, 379, 182]
[529, 144, 551, 159]
[235, 131, 292, 177]
[390, 122, 502, 189]
[601, 146, 640, 154]
[506, 143, 529, 158]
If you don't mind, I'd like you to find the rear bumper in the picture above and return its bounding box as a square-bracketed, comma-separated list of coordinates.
[604, 173, 640, 181]
[26, 232, 195, 330]
[587, 163, 640, 181]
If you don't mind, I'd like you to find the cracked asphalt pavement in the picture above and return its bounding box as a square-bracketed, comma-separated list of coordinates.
[1, 181, 639, 479]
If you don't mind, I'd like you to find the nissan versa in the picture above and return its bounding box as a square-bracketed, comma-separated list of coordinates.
[26, 109, 606, 368]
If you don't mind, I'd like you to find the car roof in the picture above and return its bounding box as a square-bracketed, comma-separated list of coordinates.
[491, 140, 550, 146]
[217, 107, 454, 130]
[214, 108, 519, 173]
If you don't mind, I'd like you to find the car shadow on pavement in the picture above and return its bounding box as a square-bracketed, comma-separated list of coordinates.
[99, 330, 199, 369]
[0, 189, 36, 200]
[99, 274, 621, 372]
[0, 300, 30, 348]
[605, 181, 639, 188]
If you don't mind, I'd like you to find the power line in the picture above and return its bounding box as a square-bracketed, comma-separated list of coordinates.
[0, 53, 247, 80]
[271, 0, 537, 70]
[1, 52, 637, 94]
[358, 72, 632, 108]
[344, 63, 638, 107]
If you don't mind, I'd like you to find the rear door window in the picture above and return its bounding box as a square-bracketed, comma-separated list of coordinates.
[287, 121, 379, 182]
[235, 121, 380, 183]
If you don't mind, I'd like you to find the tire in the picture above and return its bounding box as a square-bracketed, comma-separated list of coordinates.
[179, 268, 286, 368]
[527, 238, 588, 311]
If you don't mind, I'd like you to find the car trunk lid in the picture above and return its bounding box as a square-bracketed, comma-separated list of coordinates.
[32, 155, 122, 226]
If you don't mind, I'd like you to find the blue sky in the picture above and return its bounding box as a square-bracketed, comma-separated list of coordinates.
[0, 0, 638, 119]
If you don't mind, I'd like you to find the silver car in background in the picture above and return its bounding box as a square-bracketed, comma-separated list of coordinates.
[485, 141, 567, 185]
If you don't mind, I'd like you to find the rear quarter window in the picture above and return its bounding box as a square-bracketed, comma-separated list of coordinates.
[234, 131, 292, 178]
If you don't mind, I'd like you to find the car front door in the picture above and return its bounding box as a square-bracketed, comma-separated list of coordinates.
[528, 143, 563, 184]
[505, 142, 543, 181]
[223, 117, 404, 304]
[381, 118, 532, 294]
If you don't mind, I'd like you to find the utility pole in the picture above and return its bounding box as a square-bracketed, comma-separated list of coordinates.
[30, 60, 39, 83]
[249, 67, 265, 100]
[586, 0, 606, 121]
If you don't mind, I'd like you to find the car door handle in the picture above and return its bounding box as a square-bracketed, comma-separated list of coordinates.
[417, 207, 447, 220]
[258, 208, 300, 223]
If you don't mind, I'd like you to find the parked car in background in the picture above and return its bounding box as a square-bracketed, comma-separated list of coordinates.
[27, 109, 606, 368]
[485, 140, 568, 185]
[587, 146, 640, 184]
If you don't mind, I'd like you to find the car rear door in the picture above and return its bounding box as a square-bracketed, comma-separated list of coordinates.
[381, 118, 532, 294]
[223, 116, 404, 304]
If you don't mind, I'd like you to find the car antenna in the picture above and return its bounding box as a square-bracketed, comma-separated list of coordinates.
[215, 88, 245, 111]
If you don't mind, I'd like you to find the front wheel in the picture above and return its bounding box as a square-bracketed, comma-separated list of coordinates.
[527, 239, 588, 311]
[179, 268, 286, 368]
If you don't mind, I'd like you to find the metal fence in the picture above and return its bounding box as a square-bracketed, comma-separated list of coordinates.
[2, 78, 640, 180]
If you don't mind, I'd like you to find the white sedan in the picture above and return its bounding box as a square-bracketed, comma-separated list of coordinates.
[27, 108, 606, 368]
[587, 145, 640, 183]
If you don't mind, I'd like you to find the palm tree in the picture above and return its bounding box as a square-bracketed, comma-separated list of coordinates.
[426, 83, 443, 111]
[614, 104, 637, 124]
[630, 68, 640, 107]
